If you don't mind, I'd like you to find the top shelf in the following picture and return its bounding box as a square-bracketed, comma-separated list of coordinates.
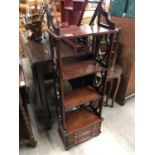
[62, 59, 106, 80]
[47, 24, 116, 40]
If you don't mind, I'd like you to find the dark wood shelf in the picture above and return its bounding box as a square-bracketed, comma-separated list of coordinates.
[47, 24, 115, 39]
[64, 86, 101, 110]
[65, 107, 101, 134]
[62, 60, 105, 80]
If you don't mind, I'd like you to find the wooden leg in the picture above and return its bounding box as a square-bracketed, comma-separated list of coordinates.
[106, 80, 113, 107]
[103, 81, 107, 107]
[36, 64, 51, 130]
[26, 138, 37, 147]
[111, 77, 121, 107]
[31, 64, 41, 106]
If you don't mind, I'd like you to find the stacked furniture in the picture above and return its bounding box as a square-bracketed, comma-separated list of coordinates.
[46, 1, 118, 149]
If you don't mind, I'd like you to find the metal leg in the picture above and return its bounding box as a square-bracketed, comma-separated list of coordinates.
[111, 77, 121, 107]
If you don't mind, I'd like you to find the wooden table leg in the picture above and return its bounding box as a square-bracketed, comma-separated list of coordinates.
[35, 64, 51, 130]
[20, 92, 37, 147]
[105, 80, 113, 106]
[111, 77, 121, 107]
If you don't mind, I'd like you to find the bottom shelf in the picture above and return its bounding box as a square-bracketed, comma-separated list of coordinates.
[58, 107, 102, 150]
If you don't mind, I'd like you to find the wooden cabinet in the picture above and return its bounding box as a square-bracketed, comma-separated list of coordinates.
[111, 16, 135, 105]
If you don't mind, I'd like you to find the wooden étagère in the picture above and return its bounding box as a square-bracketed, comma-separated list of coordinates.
[46, 1, 118, 150]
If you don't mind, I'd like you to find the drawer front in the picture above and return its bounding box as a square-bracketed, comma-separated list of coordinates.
[67, 121, 101, 146]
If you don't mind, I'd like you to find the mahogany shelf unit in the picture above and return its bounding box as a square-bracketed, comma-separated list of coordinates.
[46, 0, 118, 150]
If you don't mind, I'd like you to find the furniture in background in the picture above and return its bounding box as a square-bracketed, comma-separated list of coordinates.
[96, 28, 123, 107]
[47, 2, 118, 149]
[108, 0, 135, 105]
[111, 16, 135, 105]
[97, 64, 123, 107]
[105, 28, 123, 107]
[61, 0, 86, 26]
[19, 64, 37, 147]
[20, 32, 52, 129]
[105, 64, 123, 107]
[20, 30, 89, 130]
[61, 0, 89, 53]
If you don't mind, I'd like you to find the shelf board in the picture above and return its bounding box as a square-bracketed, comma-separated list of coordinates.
[64, 86, 101, 110]
[62, 60, 105, 80]
[66, 107, 101, 134]
[47, 24, 116, 39]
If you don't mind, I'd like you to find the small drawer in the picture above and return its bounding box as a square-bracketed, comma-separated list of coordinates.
[67, 121, 101, 147]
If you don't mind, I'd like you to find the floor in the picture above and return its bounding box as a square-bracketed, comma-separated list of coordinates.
[20, 58, 135, 155]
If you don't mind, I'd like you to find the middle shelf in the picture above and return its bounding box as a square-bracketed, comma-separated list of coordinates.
[62, 59, 105, 80]
[64, 86, 101, 110]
